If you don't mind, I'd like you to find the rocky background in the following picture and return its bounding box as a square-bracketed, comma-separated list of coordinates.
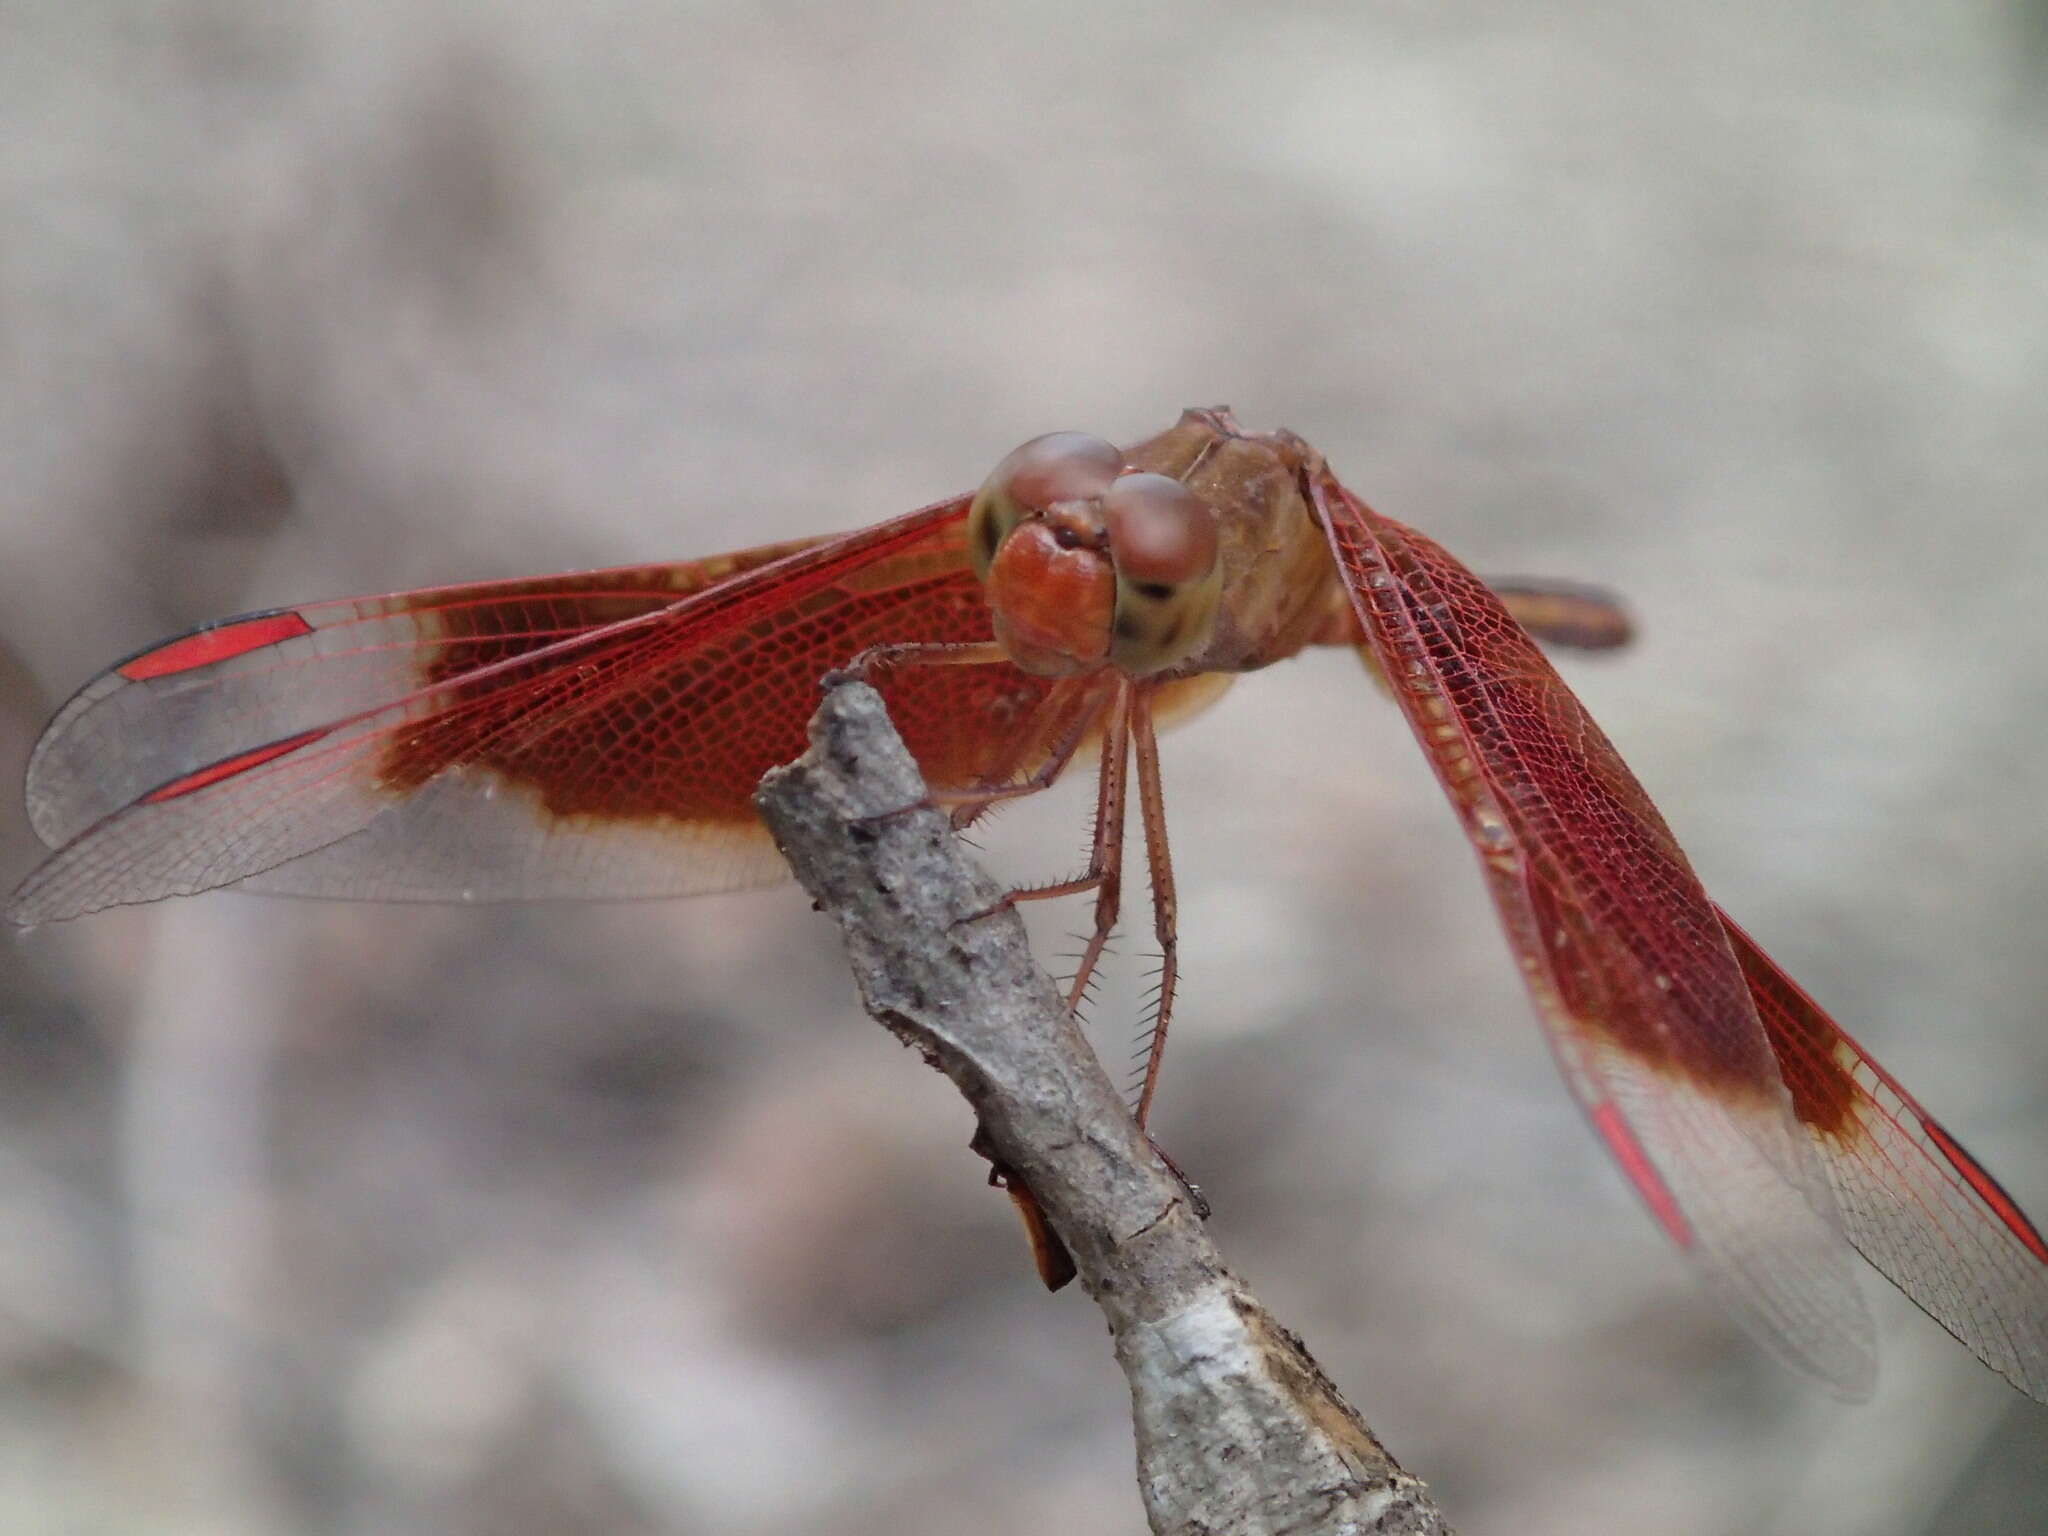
[2, 4, 2045, 1533]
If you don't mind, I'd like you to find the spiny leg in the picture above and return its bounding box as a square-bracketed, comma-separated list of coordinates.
[967, 678, 1130, 1012]
[1053, 678, 1131, 1015]
[838, 641, 1148, 1078]
[831, 640, 1102, 835]
[1127, 683, 1179, 1130]
[832, 638, 1012, 684]
[926, 674, 1112, 824]
[838, 642, 1129, 1284]
[823, 639, 1020, 834]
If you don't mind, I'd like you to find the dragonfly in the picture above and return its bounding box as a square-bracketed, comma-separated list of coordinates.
[8, 406, 2044, 1404]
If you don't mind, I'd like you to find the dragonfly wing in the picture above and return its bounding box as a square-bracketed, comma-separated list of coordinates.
[1311, 468, 1879, 1395]
[23, 533, 820, 851]
[11, 499, 1092, 920]
[1723, 909, 2048, 1402]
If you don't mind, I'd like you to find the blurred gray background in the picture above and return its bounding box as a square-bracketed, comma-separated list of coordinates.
[2, 3, 2046, 1533]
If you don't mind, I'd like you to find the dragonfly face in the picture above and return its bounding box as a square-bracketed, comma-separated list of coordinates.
[969, 429, 1223, 678]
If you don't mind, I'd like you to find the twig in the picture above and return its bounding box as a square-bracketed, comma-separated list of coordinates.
[753, 680, 1452, 1536]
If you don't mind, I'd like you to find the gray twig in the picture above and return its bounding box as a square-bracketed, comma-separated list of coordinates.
[753, 681, 1452, 1536]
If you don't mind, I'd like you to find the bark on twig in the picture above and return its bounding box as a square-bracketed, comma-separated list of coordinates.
[753, 680, 1452, 1536]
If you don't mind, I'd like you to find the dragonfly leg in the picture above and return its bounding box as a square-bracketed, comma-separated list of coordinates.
[951, 680, 1131, 1025]
[1128, 683, 1179, 1130]
[925, 674, 1112, 820]
[1050, 680, 1130, 1015]
[829, 638, 1011, 686]
[837, 641, 1118, 831]
[830, 640, 1092, 831]
[1147, 1135, 1211, 1220]
[837, 643, 1135, 1033]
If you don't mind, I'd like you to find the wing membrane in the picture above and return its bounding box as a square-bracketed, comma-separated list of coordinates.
[11, 500, 1095, 921]
[1312, 469, 1880, 1395]
[1721, 909, 2048, 1400]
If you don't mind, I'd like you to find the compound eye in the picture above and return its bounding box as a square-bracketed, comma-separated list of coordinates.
[994, 432, 1126, 510]
[1102, 473, 1222, 675]
[968, 432, 1125, 581]
[1101, 473, 1217, 590]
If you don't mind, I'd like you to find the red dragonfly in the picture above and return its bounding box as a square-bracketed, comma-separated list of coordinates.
[9, 407, 2044, 1403]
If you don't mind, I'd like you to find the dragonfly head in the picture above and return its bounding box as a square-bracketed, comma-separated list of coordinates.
[969, 432, 1222, 678]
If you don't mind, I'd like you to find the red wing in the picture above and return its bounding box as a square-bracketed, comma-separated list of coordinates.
[1721, 909, 2048, 1400]
[1311, 470, 1881, 1396]
[10, 498, 1098, 922]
